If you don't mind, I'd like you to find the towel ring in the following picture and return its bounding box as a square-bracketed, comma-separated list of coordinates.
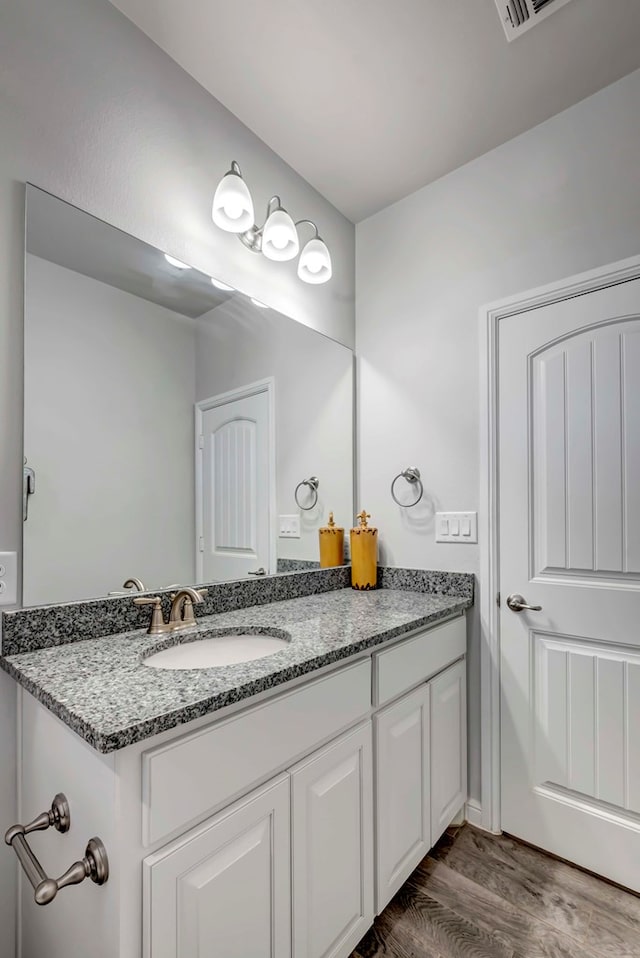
[295, 476, 319, 511]
[391, 467, 423, 508]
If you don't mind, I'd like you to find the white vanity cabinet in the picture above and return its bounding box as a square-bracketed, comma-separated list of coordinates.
[15, 611, 468, 958]
[374, 685, 431, 911]
[291, 723, 373, 958]
[373, 616, 467, 913]
[144, 775, 291, 958]
[143, 722, 374, 958]
[430, 658, 467, 845]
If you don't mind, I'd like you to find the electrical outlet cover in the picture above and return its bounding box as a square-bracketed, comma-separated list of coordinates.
[0, 551, 18, 605]
[278, 515, 301, 538]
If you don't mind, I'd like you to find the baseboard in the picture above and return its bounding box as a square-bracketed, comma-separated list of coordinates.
[464, 799, 483, 828]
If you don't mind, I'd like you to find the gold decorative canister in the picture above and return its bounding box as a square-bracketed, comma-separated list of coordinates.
[319, 512, 344, 568]
[350, 510, 378, 590]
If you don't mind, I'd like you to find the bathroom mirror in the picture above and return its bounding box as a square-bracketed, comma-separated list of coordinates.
[23, 185, 353, 606]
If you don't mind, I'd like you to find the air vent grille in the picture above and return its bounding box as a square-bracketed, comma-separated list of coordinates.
[506, 0, 530, 28]
[494, 0, 575, 40]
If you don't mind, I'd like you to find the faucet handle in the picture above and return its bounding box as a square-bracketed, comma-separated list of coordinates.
[133, 596, 167, 634]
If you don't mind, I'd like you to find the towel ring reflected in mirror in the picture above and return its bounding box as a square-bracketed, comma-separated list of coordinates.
[295, 476, 319, 511]
[391, 467, 424, 508]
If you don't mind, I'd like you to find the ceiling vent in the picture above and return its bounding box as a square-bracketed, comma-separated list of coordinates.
[494, 0, 575, 40]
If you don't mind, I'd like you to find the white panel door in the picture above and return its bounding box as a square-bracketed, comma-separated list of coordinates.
[143, 775, 290, 958]
[291, 722, 373, 958]
[374, 684, 430, 914]
[499, 279, 640, 891]
[199, 384, 273, 580]
[430, 659, 467, 845]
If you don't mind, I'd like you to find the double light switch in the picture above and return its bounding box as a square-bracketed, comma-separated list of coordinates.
[435, 512, 477, 543]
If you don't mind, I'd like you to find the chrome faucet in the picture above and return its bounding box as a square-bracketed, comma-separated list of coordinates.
[134, 588, 208, 635]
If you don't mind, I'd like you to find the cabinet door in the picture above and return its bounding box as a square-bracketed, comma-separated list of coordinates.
[291, 722, 373, 958]
[143, 775, 290, 958]
[430, 659, 467, 845]
[374, 684, 430, 914]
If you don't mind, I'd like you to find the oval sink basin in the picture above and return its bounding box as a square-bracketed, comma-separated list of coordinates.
[143, 630, 291, 670]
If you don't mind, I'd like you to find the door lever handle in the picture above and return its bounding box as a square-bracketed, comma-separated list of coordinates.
[23, 459, 36, 522]
[506, 593, 542, 613]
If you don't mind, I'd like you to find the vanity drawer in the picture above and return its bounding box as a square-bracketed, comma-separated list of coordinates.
[373, 615, 465, 706]
[142, 659, 371, 845]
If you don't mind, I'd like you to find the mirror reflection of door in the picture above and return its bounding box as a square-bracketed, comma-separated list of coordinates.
[197, 381, 275, 581]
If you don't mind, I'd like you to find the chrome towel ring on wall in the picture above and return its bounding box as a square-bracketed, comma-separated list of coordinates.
[295, 476, 319, 510]
[391, 467, 424, 508]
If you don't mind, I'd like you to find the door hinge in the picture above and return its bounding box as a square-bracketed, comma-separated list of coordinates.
[198, 537, 204, 552]
[496, 592, 501, 608]
[198, 434, 204, 450]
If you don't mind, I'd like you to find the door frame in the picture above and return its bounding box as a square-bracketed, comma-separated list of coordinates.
[195, 377, 277, 581]
[478, 253, 640, 835]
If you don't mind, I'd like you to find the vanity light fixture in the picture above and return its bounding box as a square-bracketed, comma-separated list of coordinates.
[211, 278, 235, 291]
[296, 223, 332, 285]
[261, 201, 299, 262]
[212, 161, 255, 233]
[250, 298, 269, 309]
[164, 254, 192, 270]
[211, 161, 332, 284]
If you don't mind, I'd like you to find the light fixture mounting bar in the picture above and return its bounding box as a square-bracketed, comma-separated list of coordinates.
[239, 196, 283, 254]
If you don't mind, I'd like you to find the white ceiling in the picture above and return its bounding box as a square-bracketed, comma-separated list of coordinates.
[110, 0, 640, 222]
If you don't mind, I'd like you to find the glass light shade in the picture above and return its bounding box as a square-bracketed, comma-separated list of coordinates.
[250, 298, 269, 309]
[261, 208, 299, 262]
[297, 237, 332, 284]
[211, 278, 234, 291]
[212, 171, 255, 233]
[164, 254, 191, 269]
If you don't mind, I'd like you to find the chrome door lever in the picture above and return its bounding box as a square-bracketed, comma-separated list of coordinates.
[506, 593, 542, 613]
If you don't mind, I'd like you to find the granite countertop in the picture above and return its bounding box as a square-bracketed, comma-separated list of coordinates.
[1, 588, 471, 753]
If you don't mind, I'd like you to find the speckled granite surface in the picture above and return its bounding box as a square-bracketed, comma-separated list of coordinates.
[1, 589, 470, 753]
[276, 558, 322, 572]
[1, 565, 351, 656]
[377, 567, 474, 598]
[1, 566, 472, 655]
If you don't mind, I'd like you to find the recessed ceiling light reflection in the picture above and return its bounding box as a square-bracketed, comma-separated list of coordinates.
[164, 254, 192, 270]
[250, 298, 269, 309]
[211, 278, 235, 291]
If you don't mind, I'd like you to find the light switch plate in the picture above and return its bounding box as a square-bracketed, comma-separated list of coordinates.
[279, 515, 301, 539]
[435, 512, 477, 544]
[0, 551, 18, 605]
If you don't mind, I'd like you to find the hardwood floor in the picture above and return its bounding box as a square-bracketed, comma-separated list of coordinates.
[350, 825, 640, 958]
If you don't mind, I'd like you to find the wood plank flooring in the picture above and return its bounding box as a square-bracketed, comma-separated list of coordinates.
[350, 825, 640, 958]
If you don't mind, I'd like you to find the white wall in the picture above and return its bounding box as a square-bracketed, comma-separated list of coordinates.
[356, 68, 640, 807]
[24, 255, 196, 605]
[0, 1, 354, 951]
[195, 298, 353, 563]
